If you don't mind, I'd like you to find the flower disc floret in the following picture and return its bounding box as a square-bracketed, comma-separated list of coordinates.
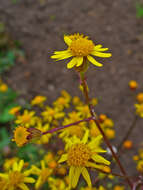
[67, 143, 91, 167]
[9, 171, 24, 186]
[69, 38, 94, 57]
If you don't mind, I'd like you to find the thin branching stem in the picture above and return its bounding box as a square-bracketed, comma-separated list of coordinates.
[79, 72, 133, 189]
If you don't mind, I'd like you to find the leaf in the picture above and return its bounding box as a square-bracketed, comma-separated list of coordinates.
[136, 3, 143, 18]
[0, 128, 11, 150]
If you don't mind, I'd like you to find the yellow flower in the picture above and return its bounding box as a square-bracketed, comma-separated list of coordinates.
[51, 33, 111, 69]
[59, 131, 110, 188]
[15, 110, 36, 127]
[0, 83, 8, 92]
[9, 106, 21, 115]
[123, 140, 133, 149]
[3, 157, 19, 171]
[135, 103, 143, 117]
[136, 93, 143, 103]
[31, 95, 46, 106]
[0, 160, 35, 190]
[105, 128, 115, 139]
[129, 80, 138, 90]
[12, 126, 30, 147]
[41, 106, 65, 122]
[31, 160, 52, 189]
[72, 96, 83, 106]
[137, 160, 143, 173]
[59, 111, 86, 139]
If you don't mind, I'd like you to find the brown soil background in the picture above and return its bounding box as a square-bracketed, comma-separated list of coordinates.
[0, 0, 143, 176]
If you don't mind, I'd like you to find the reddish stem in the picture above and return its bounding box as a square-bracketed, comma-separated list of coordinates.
[42, 117, 93, 135]
[80, 73, 133, 189]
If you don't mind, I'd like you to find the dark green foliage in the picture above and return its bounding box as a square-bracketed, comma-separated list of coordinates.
[0, 88, 18, 123]
[136, 3, 143, 18]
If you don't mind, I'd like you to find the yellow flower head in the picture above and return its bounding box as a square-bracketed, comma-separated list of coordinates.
[0, 83, 8, 92]
[31, 160, 52, 189]
[137, 160, 143, 173]
[59, 131, 110, 188]
[129, 80, 138, 90]
[136, 93, 143, 104]
[15, 110, 36, 127]
[12, 126, 30, 147]
[0, 160, 35, 190]
[51, 33, 112, 69]
[135, 103, 143, 118]
[9, 106, 21, 115]
[31, 95, 46, 106]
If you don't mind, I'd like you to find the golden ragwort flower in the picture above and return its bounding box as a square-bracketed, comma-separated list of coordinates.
[51, 33, 112, 69]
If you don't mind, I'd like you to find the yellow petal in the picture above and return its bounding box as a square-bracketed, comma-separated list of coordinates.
[69, 166, 75, 188]
[81, 167, 92, 187]
[76, 57, 83, 67]
[92, 154, 110, 165]
[87, 55, 103, 67]
[87, 161, 103, 170]
[72, 167, 83, 188]
[51, 52, 72, 60]
[91, 51, 112, 58]
[40, 160, 45, 169]
[24, 177, 35, 183]
[88, 135, 103, 149]
[64, 36, 72, 46]
[67, 58, 77, 69]
[13, 162, 18, 171]
[35, 176, 42, 190]
[97, 48, 109, 52]
[18, 160, 24, 172]
[82, 130, 89, 144]
[58, 154, 68, 163]
[93, 45, 102, 50]
[18, 183, 29, 190]
[54, 50, 71, 54]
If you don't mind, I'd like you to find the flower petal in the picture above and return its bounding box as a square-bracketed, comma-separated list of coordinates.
[58, 154, 68, 163]
[64, 36, 72, 46]
[82, 130, 89, 144]
[92, 154, 110, 165]
[24, 177, 35, 183]
[18, 160, 24, 172]
[18, 183, 29, 190]
[93, 45, 102, 50]
[72, 167, 83, 188]
[87, 55, 103, 67]
[67, 58, 77, 69]
[82, 167, 92, 187]
[69, 166, 75, 188]
[91, 51, 112, 58]
[97, 48, 109, 52]
[76, 57, 83, 67]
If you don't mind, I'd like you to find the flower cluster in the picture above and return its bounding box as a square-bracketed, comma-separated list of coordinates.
[10, 90, 115, 188]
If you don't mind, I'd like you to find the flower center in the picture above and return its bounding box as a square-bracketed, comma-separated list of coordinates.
[67, 143, 91, 166]
[9, 171, 24, 186]
[69, 38, 94, 57]
[14, 126, 30, 147]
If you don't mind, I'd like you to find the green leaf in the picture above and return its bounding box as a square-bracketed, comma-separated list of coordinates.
[136, 3, 143, 18]
[0, 103, 17, 123]
[0, 128, 11, 150]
